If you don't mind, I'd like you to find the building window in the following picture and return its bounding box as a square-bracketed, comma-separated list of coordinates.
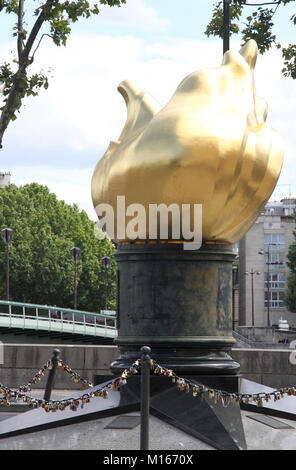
[264, 233, 285, 250]
[264, 291, 285, 308]
[264, 252, 285, 267]
[264, 272, 286, 289]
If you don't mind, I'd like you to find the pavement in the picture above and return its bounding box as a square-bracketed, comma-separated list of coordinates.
[0, 389, 295, 452]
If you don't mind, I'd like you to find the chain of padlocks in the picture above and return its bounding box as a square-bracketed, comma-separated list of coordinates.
[0, 354, 296, 412]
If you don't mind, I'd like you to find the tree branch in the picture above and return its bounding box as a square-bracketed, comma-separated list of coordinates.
[21, 0, 54, 65]
[244, 2, 280, 5]
[31, 33, 53, 61]
[0, 82, 20, 148]
[17, 0, 25, 62]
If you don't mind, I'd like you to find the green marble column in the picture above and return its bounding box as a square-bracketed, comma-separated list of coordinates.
[111, 243, 240, 375]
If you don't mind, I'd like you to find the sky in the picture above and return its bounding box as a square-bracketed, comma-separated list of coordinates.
[0, 0, 295, 220]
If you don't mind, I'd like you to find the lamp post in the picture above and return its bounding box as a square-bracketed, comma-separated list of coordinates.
[70, 247, 81, 310]
[259, 243, 282, 327]
[244, 269, 261, 327]
[232, 264, 238, 330]
[101, 256, 111, 311]
[1, 228, 14, 301]
[223, 0, 230, 54]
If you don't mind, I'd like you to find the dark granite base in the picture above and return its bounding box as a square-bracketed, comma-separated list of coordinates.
[94, 373, 241, 392]
[114, 243, 239, 376]
[110, 349, 240, 376]
[123, 375, 246, 450]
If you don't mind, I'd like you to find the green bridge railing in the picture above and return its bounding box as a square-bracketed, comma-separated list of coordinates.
[0, 300, 117, 339]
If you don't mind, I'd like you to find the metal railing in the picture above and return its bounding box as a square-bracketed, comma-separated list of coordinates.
[0, 300, 117, 339]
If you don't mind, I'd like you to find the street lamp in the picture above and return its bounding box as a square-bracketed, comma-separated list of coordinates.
[1, 228, 14, 301]
[70, 246, 81, 310]
[232, 264, 238, 330]
[101, 256, 111, 311]
[244, 269, 261, 327]
[258, 243, 283, 327]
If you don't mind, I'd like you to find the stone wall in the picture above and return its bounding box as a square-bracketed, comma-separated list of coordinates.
[1, 343, 296, 391]
[232, 347, 296, 388]
[0, 343, 119, 389]
[236, 326, 296, 345]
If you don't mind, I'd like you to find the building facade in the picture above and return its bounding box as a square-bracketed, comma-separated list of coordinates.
[0, 172, 11, 189]
[238, 198, 296, 328]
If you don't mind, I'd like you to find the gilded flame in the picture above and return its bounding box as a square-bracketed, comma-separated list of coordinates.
[91, 40, 284, 244]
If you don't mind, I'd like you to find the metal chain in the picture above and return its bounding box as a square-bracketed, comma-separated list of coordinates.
[1, 354, 295, 411]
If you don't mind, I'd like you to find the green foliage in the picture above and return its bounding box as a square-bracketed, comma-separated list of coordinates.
[204, 1, 244, 38]
[285, 210, 296, 312]
[285, 273, 296, 313]
[282, 44, 296, 79]
[1, 0, 19, 14]
[0, 63, 49, 121]
[41, 0, 103, 46]
[0, 183, 117, 312]
[205, 0, 296, 79]
[241, 7, 276, 53]
[0, 63, 14, 92]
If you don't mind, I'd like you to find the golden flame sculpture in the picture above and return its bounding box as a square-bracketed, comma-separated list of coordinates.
[91, 40, 284, 244]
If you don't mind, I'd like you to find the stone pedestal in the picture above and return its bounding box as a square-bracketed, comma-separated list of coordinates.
[0, 243, 246, 451]
[111, 243, 240, 376]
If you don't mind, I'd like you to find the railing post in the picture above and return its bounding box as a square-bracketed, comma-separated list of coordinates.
[140, 345, 151, 451]
[44, 349, 60, 402]
[9, 302, 12, 328]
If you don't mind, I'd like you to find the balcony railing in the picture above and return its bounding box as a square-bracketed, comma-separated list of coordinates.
[0, 300, 117, 338]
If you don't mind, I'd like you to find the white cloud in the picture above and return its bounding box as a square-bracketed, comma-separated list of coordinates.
[1, 34, 295, 216]
[253, 46, 296, 186]
[4, 35, 220, 155]
[145, 38, 222, 65]
[1, 34, 144, 154]
[10, 165, 96, 220]
[93, 0, 170, 29]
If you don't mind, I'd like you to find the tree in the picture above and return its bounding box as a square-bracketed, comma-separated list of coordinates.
[205, 0, 296, 79]
[285, 272, 296, 312]
[0, 183, 117, 311]
[0, 0, 126, 149]
[285, 208, 296, 312]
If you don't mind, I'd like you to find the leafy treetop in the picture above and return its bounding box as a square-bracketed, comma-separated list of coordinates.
[0, 182, 116, 311]
[205, 0, 296, 79]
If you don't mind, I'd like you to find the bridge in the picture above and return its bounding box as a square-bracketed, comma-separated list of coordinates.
[0, 300, 118, 344]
